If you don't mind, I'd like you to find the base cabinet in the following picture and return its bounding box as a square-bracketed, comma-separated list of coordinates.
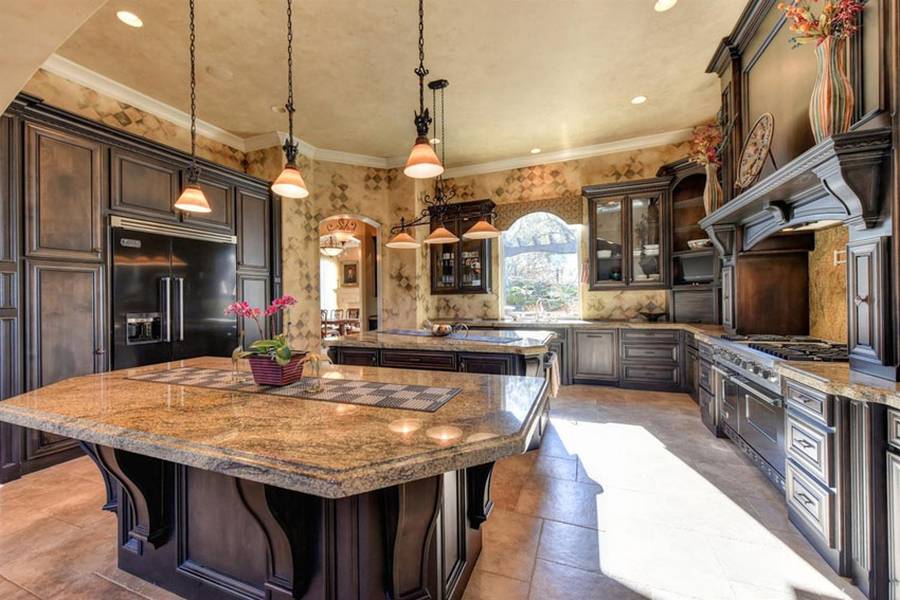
[329, 347, 537, 378]
[572, 329, 618, 383]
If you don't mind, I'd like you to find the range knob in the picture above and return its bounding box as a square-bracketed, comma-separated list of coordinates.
[750, 365, 760, 375]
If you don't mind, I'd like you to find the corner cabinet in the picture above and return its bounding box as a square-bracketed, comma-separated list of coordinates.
[429, 199, 494, 295]
[584, 178, 671, 290]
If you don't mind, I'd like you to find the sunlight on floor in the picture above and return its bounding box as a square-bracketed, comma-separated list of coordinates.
[552, 418, 862, 600]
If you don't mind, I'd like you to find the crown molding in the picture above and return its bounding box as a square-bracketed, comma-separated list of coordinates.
[441, 128, 694, 179]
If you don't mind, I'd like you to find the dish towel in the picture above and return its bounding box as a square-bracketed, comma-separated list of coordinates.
[547, 351, 561, 398]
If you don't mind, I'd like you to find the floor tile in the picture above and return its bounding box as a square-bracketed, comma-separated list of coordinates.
[476, 508, 543, 582]
[515, 474, 601, 529]
[0, 576, 39, 600]
[536, 520, 600, 572]
[529, 559, 648, 599]
[462, 569, 530, 600]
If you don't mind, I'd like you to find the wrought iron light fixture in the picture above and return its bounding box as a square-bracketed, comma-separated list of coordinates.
[402, 0, 443, 179]
[319, 235, 344, 257]
[271, 0, 309, 199]
[174, 0, 211, 214]
[387, 80, 499, 249]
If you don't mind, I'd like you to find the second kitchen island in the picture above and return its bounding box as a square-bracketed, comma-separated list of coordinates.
[0, 357, 550, 600]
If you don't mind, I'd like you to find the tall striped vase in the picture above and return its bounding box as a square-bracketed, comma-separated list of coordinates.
[809, 37, 854, 144]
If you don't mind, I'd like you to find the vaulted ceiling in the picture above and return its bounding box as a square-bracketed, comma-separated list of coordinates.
[54, 0, 746, 166]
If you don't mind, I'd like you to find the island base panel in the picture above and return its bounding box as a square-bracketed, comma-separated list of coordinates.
[90, 446, 490, 600]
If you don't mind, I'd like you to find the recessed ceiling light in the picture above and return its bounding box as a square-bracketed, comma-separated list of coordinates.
[530, 148, 541, 154]
[654, 0, 678, 12]
[430, 138, 441, 145]
[116, 10, 143, 28]
[205, 65, 234, 81]
[631, 95, 648, 105]
[271, 105, 287, 113]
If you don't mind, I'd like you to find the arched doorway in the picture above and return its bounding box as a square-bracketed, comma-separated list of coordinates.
[318, 214, 382, 337]
[501, 211, 580, 319]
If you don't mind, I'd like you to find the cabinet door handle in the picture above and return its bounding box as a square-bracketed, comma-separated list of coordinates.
[94, 348, 106, 355]
[795, 492, 815, 506]
[854, 294, 869, 306]
[795, 438, 814, 449]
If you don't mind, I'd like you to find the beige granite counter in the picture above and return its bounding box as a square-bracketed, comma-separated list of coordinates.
[325, 329, 556, 356]
[0, 357, 548, 498]
[458, 319, 726, 342]
[776, 361, 900, 409]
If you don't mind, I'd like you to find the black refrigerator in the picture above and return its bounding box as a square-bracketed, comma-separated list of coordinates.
[112, 221, 237, 370]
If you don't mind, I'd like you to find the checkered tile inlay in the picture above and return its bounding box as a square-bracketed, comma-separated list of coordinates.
[129, 367, 460, 413]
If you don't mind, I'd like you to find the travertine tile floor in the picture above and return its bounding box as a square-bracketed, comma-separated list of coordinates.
[0, 385, 869, 599]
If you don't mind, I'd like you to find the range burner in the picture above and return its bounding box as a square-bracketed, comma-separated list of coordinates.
[749, 342, 848, 362]
[721, 334, 821, 343]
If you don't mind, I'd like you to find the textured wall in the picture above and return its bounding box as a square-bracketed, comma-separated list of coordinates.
[809, 226, 848, 342]
[435, 142, 690, 322]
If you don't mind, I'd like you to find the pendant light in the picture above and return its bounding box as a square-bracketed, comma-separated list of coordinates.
[271, 0, 309, 199]
[403, 0, 443, 179]
[174, 0, 211, 213]
[385, 229, 420, 249]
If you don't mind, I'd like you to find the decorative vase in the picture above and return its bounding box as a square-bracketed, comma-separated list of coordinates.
[703, 163, 722, 216]
[809, 37, 854, 144]
[248, 352, 306, 386]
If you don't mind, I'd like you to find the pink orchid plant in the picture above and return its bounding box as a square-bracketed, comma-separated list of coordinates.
[225, 295, 298, 365]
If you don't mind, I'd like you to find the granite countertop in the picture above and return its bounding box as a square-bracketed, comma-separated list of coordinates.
[325, 329, 556, 356]
[456, 319, 726, 341]
[0, 357, 548, 498]
[775, 361, 900, 409]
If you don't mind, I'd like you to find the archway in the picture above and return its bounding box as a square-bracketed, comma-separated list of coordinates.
[318, 214, 383, 338]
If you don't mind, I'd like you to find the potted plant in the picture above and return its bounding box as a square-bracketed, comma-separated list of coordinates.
[225, 295, 306, 386]
[778, 0, 867, 142]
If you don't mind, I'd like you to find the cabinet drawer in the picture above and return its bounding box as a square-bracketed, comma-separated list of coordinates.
[381, 350, 457, 371]
[335, 348, 378, 367]
[786, 460, 835, 546]
[698, 359, 712, 393]
[787, 413, 833, 485]
[888, 409, 900, 452]
[621, 344, 677, 362]
[785, 380, 832, 426]
[621, 363, 679, 387]
[621, 329, 679, 345]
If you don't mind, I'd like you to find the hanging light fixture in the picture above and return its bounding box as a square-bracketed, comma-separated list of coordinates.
[271, 0, 309, 199]
[403, 0, 443, 179]
[174, 0, 211, 213]
[319, 235, 344, 257]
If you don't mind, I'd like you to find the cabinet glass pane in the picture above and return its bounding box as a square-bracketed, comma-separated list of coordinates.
[431, 221, 458, 290]
[460, 217, 484, 288]
[594, 198, 623, 284]
[631, 195, 662, 283]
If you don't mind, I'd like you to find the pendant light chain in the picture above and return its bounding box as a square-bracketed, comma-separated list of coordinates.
[187, 0, 200, 182]
[283, 0, 298, 164]
[413, 0, 431, 137]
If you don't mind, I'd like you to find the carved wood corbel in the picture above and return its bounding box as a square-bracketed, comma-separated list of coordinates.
[466, 462, 495, 530]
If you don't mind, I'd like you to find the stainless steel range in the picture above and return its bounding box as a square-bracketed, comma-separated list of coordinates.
[707, 335, 848, 491]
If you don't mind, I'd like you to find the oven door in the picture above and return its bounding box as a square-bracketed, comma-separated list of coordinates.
[735, 378, 785, 477]
[712, 366, 740, 432]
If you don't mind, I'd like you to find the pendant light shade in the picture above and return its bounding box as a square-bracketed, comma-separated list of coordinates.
[386, 230, 421, 249]
[424, 226, 459, 245]
[271, 164, 309, 199]
[175, 0, 211, 214]
[175, 183, 212, 213]
[404, 137, 444, 179]
[462, 219, 500, 240]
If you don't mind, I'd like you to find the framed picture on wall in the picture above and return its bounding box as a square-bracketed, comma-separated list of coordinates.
[341, 261, 359, 287]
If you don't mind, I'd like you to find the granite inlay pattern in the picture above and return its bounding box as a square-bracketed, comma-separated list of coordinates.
[129, 366, 461, 412]
[0, 357, 547, 498]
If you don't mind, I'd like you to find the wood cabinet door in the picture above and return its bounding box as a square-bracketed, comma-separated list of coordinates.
[887, 451, 900, 599]
[25, 260, 105, 464]
[25, 123, 103, 261]
[182, 172, 235, 233]
[847, 237, 889, 367]
[721, 264, 735, 330]
[237, 273, 270, 346]
[236, 188, 270, 272]
[458, 352, 517, 375]
[111, 147, 181, 221]
[573, 329, 618, 382]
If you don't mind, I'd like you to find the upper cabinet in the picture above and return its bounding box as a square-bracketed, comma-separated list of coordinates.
[111, 147, 181, 222]
[429, 199, 494, 295]
[25, 123, 103, 262]
[182, 171, 235, 233]
[236, 187, 270, 273]
[584, 178, 670, 290]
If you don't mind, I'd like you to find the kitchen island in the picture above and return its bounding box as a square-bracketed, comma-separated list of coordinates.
[0, 357, 549, 600]
[326, 328, 555, 377]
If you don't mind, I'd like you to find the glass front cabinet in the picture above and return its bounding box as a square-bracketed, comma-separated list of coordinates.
[429, 199, 495, 295]
[584, 178, 671, 290]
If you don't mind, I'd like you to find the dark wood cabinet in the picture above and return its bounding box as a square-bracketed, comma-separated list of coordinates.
[23, 259, 106, 472]
[236, 187, 270, 273]
[381, 349, 458, 372]
[847, 237, 894, 380]
[429, 200, 494, 295]
[584, 178, 671, 290]
[572, 329, 618, 383]
[721, 264, 734, 330]
[619, 329, 681, 390]
[686, 345, 699, 402]
[25, 122, 103, 262]
[458, 353, 517, 375]
[111, 147, 181, 221]
[329, 347, 378, 367]
[237, 273, 270, 347]
[183, 171, 235, 233]
[888, 444, 900, 600]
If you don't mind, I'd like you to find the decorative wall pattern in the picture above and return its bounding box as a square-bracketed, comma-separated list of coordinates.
[809, 226, 848, 342]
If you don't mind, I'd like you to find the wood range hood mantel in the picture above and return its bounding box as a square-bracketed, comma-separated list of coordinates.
[699, 128, 892, 255]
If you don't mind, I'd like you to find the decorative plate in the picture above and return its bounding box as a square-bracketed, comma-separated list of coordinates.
[736, 113, 775, 191]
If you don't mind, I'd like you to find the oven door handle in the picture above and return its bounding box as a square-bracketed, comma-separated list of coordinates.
[733, 378, 782, 408]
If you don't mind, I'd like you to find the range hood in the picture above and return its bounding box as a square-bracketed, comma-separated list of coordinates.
[699, 128, 891, 256]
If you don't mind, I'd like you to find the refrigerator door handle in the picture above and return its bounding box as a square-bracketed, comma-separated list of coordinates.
[176, 277, 185, 342]
[161, 277, 172, 342]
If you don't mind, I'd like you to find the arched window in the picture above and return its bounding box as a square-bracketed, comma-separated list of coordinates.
[502, 212, 580, 319]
